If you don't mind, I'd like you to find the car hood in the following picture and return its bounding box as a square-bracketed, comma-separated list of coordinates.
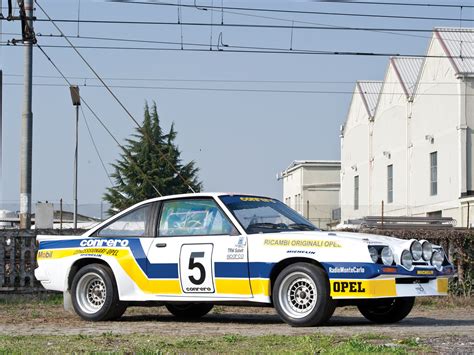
[264, 230, 415, 257]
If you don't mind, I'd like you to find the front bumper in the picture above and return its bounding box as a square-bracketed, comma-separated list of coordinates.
[330, 277, 449, 299]
[325, 261, 454, 299]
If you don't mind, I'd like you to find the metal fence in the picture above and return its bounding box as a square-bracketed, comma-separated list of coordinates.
[0, 230, 85, 294]
[0, 232, 40, 292]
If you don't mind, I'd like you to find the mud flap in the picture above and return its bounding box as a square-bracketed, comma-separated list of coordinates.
[63, 290, 74, 313]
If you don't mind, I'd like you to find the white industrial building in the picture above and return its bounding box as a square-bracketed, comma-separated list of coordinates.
[280, 160, 341, 229]
[340, 28, 474, 227]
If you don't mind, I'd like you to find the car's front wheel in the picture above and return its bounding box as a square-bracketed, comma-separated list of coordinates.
[165, 303, 214, 319]
[71, 263, 127, 321]
[357, 297, 415, 324]
[273, 263, 335, 327]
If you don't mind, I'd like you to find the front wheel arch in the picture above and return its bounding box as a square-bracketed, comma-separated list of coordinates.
[272, 262, 336, 326]
[270, 258, 327, 302]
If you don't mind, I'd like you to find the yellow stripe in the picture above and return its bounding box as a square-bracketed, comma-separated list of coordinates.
[437, 278, 448, 294]
[330, 279, 396, 298]
[250, 279, 271, 297]
[39, 248, 262, 297]
[215, 279, 252, 295]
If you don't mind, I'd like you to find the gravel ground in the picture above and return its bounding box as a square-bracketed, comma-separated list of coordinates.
[0, 302, 472, 353]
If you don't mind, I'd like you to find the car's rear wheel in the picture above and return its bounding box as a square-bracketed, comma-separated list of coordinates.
[357, 297, 415, 324]
[71, 263, 127, 321]
[165, 303, 214, 319]
[273, 263, 335, 327]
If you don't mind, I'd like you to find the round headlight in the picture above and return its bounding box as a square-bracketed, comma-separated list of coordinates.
[422, 241, 433, 261]
[410, 240, 423, 261]
[369, 247, 379, 263]
[401, 250, 413, 269]
[381, 247, 394, 265]
[431, 251, 444, 271]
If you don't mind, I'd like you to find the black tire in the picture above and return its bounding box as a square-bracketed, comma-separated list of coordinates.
[357, 297, 415, 324]
[71, 263, 127, 321]
[165, 303, 214, 319]
[272, 262, 335, 327]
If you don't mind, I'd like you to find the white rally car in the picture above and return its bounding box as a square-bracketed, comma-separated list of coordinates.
[35, 193, 454, 327]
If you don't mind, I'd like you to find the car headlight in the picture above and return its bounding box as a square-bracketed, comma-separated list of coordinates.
[368, 247, 379, 263]
[431, 251, 444, 271]
[421, 241, 433, 261]
[401, 250, 413, 269]
[410, 240, 423, 261]
[381, 247, 394, 265]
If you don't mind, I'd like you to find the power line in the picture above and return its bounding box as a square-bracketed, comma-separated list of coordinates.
[2, 41, 473, 60]
[315, 0, 474, 8]
[3, 16, 472, 33]
[112, 0, 474, 16]
[5, 72, 461, 85]
[14, 29, 474, 52]
[35, 0, 198, 194]
[35, 42, 163, 197]
[3, 29, 474, 53]
[79, 105, 114, 187]
[4, 81, 474, 97]
[3, 73, 364, 83]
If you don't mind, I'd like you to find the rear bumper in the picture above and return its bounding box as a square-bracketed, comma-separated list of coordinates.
[330, 277, 449, 299]
[34, 267, 49, 282]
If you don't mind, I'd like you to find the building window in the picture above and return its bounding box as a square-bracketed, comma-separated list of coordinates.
[430, 152, 438, 196]
[354, 175, 359, 210]
[387, 164, 393, 203]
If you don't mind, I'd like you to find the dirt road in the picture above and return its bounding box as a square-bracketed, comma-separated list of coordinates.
[0, 303, 473, 353]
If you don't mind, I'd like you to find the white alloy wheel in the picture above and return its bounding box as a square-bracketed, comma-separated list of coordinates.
[75, 271, 107, 314]
[278, 271, 318, 319]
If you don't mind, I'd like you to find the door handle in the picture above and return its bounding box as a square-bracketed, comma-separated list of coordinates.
[155, 243, 167, 248]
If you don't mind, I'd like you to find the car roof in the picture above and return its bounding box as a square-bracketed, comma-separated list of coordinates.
[112, 192, 275, 211]
[84, 192, 272, 236]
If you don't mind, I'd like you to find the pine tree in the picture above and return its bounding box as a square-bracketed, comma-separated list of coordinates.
[104, 102, 202, 212]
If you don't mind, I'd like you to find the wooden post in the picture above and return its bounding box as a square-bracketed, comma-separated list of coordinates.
[60, 198, 63, 231]
[467, 201, 470, 229]
[381, 200, 384, 229]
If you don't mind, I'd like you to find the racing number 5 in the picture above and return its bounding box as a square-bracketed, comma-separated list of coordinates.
[188, 252, 205, 285]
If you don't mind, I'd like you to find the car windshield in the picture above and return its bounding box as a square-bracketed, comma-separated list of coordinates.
[219, 195, 318, 234]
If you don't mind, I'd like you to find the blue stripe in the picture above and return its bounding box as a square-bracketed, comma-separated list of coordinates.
[128, 239, 148, 273]
[215, 262, 248, 278]
[147, 263, 179, 278]
[40, 238, 179, 279]
[39, 239, 452, 280]
[40, 239, 84, 249]
[249, 262, 274, 278]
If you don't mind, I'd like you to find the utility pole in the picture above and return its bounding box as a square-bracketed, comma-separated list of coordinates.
[0, 70, 3, 202]
[69, 85, 81, 229]
[19, 0, 35, 229]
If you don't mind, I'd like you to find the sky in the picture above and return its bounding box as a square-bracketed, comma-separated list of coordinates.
[0, 0, 473, 215]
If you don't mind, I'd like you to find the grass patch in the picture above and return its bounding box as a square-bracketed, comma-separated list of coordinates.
[0, 293, 62, 306]
[0, 333, 427, 354]
[415, 296, 474, 309]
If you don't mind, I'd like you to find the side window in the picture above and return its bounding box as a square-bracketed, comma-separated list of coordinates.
[97, 204, 153, 237]
[158, 199, 237, 236]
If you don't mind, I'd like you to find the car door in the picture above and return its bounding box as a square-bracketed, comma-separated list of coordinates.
[147, 197, 253, 299]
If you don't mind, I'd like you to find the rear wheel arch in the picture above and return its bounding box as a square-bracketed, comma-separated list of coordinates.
[67, 258, 111, 291]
